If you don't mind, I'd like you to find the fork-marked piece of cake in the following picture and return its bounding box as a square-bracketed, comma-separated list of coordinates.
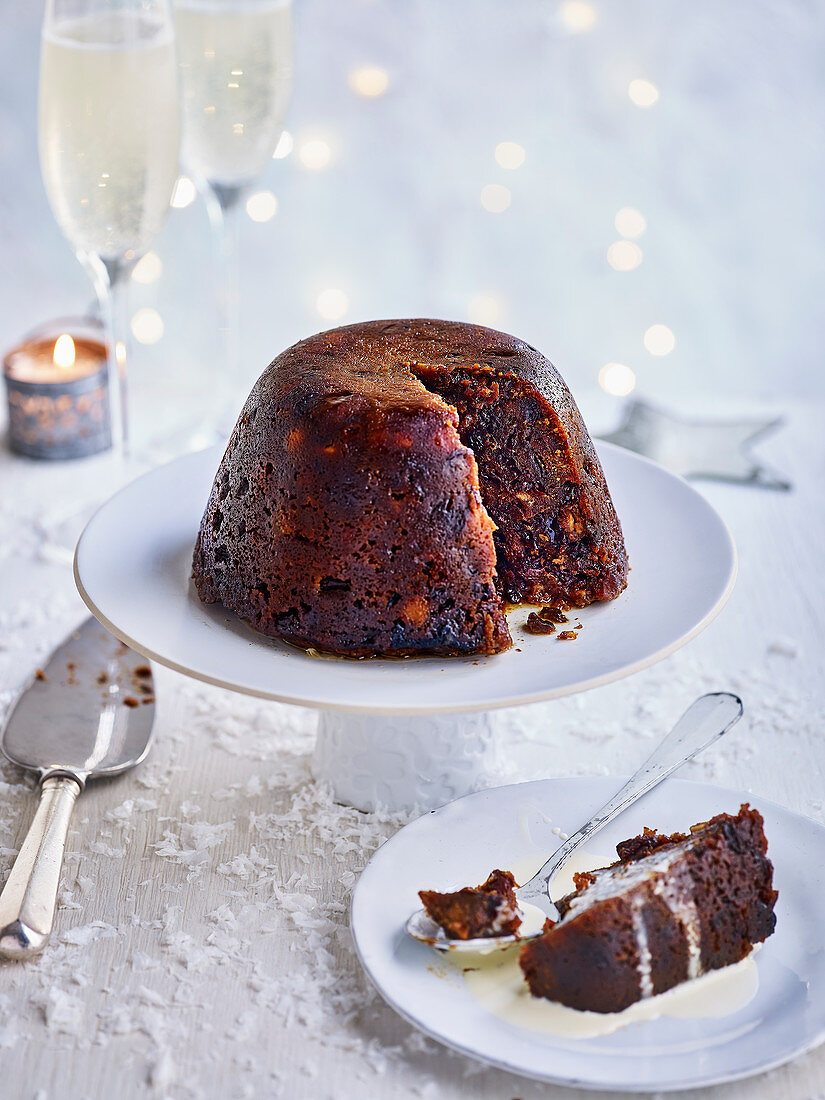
[519, 804, 777, 1013]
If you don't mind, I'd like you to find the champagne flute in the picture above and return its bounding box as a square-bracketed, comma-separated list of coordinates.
[39, 0, 180, 460]
[176, 0, 293, 430]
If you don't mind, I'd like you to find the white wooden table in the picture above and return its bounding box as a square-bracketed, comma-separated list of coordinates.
[0, 404, 823, 1100]
[2, 0, 824, 1091]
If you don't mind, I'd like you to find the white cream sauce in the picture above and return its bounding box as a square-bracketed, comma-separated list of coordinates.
[454, 948, 759, 1039]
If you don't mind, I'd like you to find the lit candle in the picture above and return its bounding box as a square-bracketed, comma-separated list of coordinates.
[3, 318, 111, 460]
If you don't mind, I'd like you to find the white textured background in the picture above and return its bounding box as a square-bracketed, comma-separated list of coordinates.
[2, 0, 824, 441]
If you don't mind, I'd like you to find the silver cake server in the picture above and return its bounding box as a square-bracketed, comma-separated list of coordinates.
[407, 692, 743, 953]
[0, 617, 155, 959]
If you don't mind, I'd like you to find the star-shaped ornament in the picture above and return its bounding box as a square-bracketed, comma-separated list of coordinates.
[599, 399, 791, 491]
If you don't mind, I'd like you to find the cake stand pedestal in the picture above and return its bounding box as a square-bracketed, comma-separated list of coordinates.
[74, 443, 737, 814]
[312, 710, 501, 812]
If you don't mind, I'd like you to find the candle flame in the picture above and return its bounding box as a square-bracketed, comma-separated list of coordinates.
[53, 334, 76, 369]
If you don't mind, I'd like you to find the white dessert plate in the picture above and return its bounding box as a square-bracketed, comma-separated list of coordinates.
[74, 442, 735, 714]
[351, 776, 825, 1092]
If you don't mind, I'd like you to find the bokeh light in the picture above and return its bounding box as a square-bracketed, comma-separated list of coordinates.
[246, 190, 278, 222]
[170, 176, 197, 209]
[272, 131, 293, 159]
[559, 2, 597, 32]
[298, 138, 333, 171]
[349, 66, 390, 98]
[494, 141, 526, 170]
[614, 207, 647, 239]
[606, 240, 643, 271]
[131, 308, 164, 345]
[316, 288, 349, 321]
[628, 79, 660, 107]
[644, 324, 676, 356]
[131, 252, 163, 284]
[480, 184, 512, 213]
[467, 293, 503, 326]
[598, 362, 637, 396]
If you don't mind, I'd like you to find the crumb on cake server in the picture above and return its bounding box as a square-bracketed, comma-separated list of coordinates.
[519, 803, 777, 1014]
[192, 319, 628, 657]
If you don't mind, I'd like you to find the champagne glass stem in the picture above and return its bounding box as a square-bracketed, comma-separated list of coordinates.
[205, 182, 245, 431]
[84, 253, 135, 461]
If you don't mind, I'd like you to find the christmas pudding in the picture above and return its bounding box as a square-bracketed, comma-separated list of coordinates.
[192, 319, 628, 657]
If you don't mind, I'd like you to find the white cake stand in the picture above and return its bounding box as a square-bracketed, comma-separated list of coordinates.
[74, 443, 736, 812]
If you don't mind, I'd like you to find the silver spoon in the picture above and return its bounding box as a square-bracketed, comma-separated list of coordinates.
[406, 691, 743, 953]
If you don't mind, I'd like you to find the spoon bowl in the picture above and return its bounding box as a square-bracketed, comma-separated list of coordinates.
[406, 900, 549, 953]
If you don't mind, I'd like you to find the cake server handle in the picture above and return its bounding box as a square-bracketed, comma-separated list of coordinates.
[518, 692, 743, 915]
[0, 773, 83, 959]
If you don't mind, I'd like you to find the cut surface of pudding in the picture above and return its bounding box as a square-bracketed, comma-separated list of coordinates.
[419, 869, 522, 940]
[519, 804, 777, 1014]
[192, 319, 628, 657]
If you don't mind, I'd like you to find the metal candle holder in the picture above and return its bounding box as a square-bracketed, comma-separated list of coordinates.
[3, 317, 112, 460]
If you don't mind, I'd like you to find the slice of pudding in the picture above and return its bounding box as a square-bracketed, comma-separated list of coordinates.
[519, 804, 777, 1013]
[419, 869, 522, 940]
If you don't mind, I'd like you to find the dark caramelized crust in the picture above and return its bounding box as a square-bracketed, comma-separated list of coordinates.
[193, 319, 628, 656]
[419, 869, 522, 940]
[519, 804, 777, 1013]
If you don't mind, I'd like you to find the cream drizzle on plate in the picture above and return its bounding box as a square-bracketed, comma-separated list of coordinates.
[454, 947, 759, 1039]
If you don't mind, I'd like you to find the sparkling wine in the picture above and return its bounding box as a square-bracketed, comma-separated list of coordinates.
[176, 0, 293, 187]
[39, 12, 180, 261]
